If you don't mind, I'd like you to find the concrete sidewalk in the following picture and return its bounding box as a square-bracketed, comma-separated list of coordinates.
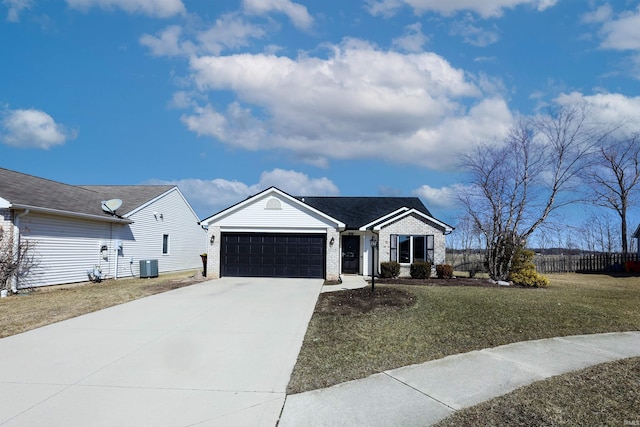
[279, 331, 640, 426]
[0, 277, 323, 427]
[321, 275, 368, 293]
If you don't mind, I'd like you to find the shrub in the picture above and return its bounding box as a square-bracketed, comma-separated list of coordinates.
[380, 261, 400, 278]
[508, 247, 549, 288]
[410, 261, 431, 279]
[436, 264, 454, 279]
[510, 268, 550, 288]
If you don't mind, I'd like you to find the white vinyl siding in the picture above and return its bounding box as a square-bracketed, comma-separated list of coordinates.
[123, 188, 205, 278]
[214, 194, 336, 231]
[14, 188, 205, 288]
[19, 213, 124, 287]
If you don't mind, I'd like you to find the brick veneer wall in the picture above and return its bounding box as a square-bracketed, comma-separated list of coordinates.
[206, 226, 221, 279]
[325, 228, 340, 281]
[378, 213, 447, 277]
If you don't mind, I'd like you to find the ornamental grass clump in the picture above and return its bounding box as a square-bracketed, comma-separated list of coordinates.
[436, 264, 454, 279]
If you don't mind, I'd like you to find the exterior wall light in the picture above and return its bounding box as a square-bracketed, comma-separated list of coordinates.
[210, 235, 215, 244]
[329, 237, 335, 246]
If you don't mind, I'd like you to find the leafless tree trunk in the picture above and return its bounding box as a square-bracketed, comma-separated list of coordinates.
[459, 106, 602, 281]
[446, 214, 483, 270]
[583, 134, 640, 253]
[0, 228, 38, 292]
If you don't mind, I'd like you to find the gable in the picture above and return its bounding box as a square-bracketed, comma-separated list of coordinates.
[203, 188, 344, 230]
[371, 208, 453, 234]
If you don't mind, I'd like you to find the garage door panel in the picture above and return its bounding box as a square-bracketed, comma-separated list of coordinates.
[222, 233, 325, 278]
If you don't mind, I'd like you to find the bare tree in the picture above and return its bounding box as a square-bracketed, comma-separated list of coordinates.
[577, 213, 620, 253]
[583, 134, 640, 253]
[0, 227, 38, 292]
[446, 214, 484, 272]
[459, 106, 601, 281]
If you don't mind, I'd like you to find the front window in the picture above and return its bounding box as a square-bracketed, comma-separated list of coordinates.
[391, 234, 433, 263]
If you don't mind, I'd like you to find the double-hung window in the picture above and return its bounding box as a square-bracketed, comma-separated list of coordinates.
[390, 234, 434, 263]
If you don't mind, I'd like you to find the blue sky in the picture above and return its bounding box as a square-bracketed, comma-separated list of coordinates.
[1, 0, 640, 234]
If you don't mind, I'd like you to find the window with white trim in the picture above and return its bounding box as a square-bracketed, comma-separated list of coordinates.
[390, 234, 434, 263]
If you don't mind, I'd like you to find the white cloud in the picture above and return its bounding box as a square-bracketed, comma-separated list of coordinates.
[598, 7, 640, 51]
[66, 0, 185, 18]
[140, 15, 266, 58]
[413, 183, 468, 209]
[3, 0, 32, 22]
[392, 22, 429, 52]
[183, 40, 512, 169]
[365, 0, 404, 17]
[0, 108, 77, 149]
[581, 3, 613, 24]
[197, 13, 266, 55]
[554, 91, 640, 136]
[151, 168, 339, 217]
[243, 0, 313, 30]
[180, 102, 267, 150]
[257, 169, 339, 196]
[367, 0, 558, 19]
[449, 17, 500, 47]
[140, 25, 193, 57]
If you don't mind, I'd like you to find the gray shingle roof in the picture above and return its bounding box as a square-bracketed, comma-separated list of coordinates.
[0, 168, 174, 219]
[79, 185, 175, 216]
[298, 196, 435, 230]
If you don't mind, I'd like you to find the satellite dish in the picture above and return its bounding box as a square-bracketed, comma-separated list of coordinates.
[101, 198, 122, 215]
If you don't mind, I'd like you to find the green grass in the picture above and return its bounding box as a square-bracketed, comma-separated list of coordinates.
[288, 273, 640, 394]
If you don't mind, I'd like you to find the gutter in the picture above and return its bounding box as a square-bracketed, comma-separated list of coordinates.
[9, 204, 134, 224]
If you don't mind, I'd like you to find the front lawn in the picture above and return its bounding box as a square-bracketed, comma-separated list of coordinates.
[288, 273, 640, 394]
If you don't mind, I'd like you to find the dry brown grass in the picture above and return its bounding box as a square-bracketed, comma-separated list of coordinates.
[0, 270, 203, 338]
[435, 357, 640, 427]
[288, 273, 640, 394]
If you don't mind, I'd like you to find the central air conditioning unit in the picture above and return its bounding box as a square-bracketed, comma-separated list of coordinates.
[139, 259, 158, 278]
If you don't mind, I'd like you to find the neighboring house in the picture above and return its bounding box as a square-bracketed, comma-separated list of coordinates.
[0, 168, 206, 290]
[200, 187, 453, 281]
[634, 224, 640, 257]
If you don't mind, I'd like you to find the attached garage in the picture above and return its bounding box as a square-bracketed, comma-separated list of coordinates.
[200, 187, 345, 280]
[221, 233, 325, 278]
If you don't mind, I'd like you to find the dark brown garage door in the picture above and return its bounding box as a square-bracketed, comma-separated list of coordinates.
[221, 233, 325, 278]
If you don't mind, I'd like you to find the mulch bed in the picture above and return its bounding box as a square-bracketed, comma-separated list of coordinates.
[315, 287, 416, 315]
[376, 277, 503, 287]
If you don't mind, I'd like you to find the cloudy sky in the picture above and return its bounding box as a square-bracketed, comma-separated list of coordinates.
[1, 0, 639, 225]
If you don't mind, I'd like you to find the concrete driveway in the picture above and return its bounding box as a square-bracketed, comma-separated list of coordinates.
[0, 277, 323, 426]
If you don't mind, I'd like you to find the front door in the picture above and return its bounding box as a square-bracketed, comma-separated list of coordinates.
[342, 235, 360, 274]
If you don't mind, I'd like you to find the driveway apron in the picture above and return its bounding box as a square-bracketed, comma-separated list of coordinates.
[0, 277, 323, 426]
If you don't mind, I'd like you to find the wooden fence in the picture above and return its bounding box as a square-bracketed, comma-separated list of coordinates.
[534, 253, 639, 274]
[450, 252, 640, 274]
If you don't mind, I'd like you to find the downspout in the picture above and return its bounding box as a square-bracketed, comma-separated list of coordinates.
[11, 209, 30, 292]
[114, 243, 119, 280]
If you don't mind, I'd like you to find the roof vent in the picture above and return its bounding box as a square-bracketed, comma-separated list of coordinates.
[265, 198, 282, 210]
